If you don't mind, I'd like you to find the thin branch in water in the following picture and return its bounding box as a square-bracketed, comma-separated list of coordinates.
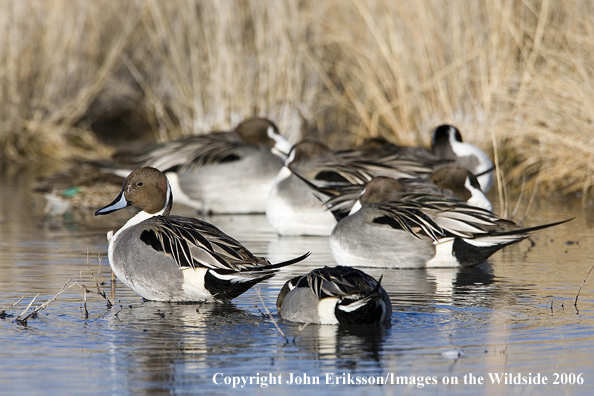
[11, 296, 24, 307]
[82, 287, 89, 319]
[17, 273, 79, 325]
[87, 252, 112, 308]
[574, 263, 594, 314]
[16, 294, 39, 325]
[254, 288, 288, 343]
[1, 296, 25, 315]
[80, 273, 89, 319]
[254, 305, 266, 318]
[110, 269, 116, 303]
[2, 296, 27, 319]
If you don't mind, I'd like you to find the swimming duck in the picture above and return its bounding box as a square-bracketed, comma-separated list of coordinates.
[266, 141, 338, 236]
[266, 140, 445, 236]
[428, 166, 492, 211]
[431, 125, 494, 192]
[104, 117, 293, 214]
[298, 165, 492, 223]
[95, 167, 310, 302]
[277, 266, 392, 325]
[330, 176, 570, 268]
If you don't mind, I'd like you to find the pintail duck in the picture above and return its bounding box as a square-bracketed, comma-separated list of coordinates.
[356, 136, 444, 164]
[296, 165, 492, 223]
[431, 125, 494, 192]
[95, 167, 310, 302]
[276, 266, 392, 325]
[266, 140, 446, 236]
[266, 141, 338, 236]
[429, 166, 492, 211]
[330, 176, 571, 268]
[104, 117, 293, 214]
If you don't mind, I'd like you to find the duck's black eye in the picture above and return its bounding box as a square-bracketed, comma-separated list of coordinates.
[137, 182, 143, 187]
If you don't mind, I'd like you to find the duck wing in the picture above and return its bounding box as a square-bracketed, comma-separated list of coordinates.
[371, 194, 499, 241]
[139, 215, 310, 272]
[134, 132, 249, 173]
[302, 266, 379, 299]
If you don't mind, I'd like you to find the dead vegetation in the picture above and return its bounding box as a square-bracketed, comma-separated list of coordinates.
[574, 263, 594, 314]
[2, 257, 112, 327]
[1, 1, 594, 197]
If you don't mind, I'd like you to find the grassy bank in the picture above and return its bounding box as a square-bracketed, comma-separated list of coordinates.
[1, 0, 593, 197]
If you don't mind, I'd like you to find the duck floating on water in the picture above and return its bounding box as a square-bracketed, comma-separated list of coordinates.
[431, 124, 494, 192]
[277, 266, 392, 325]
[330, 176, 571, 268]
[95, 167, 310, 302]
[102, 117, 293, 214]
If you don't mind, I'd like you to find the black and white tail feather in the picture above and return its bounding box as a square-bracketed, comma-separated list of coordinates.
[140, 215, 310, 299]
[369, 194, 573, 248]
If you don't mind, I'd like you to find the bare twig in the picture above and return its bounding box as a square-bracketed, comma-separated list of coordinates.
[82, 284, 89, 319]
[1, 296, 25, 319]
[2, 296, 24, 312]
[17, 273, 80, 325]
[86, 252, 112, 308]
[111, 270, 116, 303]
[12, 296, 25, 307]
[253, 305, 266, 318]
[9, 259, 115, 326]
[574, 263, 594, 314]
[255, 288, 288, 342]
[16, 294, 39, 325]
[78, 271, 90, 319]
[114, 306, 123, 317]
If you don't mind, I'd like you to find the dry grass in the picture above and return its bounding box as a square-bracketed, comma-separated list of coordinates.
[0, 0, 144, 162]
[1, 0, 594, 197]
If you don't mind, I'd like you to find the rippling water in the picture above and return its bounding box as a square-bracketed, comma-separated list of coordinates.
[1, 167, 594, 395]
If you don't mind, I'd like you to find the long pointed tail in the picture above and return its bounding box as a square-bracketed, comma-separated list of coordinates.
[493, 218, 574, 237]
[266, 252, 312, 270]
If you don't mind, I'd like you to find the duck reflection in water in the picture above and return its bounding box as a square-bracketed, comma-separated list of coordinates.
[105, 302, 270, 389]
[286, 321, 390, 366]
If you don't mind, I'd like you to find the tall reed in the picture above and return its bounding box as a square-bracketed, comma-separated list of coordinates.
[0, 0, 141, 163]
[1, 0, 593, 197]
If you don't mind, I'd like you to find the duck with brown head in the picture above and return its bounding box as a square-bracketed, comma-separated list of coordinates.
[330, 176, 571, 269]
[96, 167, 310, 302]
[266, 139, 447, 237]
[431, 125, 494, 192]
[99, 117, 292, 214]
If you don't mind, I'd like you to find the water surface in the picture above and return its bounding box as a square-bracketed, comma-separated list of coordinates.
[1, 167, 593, 395]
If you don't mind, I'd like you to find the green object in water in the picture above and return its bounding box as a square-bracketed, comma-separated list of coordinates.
[62, 187, 81, 197]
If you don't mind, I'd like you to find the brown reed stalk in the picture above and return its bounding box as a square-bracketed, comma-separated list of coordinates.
[1, 1, 594, 198]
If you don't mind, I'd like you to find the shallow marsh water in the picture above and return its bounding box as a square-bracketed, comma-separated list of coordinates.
[1, 167, 594, 395]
